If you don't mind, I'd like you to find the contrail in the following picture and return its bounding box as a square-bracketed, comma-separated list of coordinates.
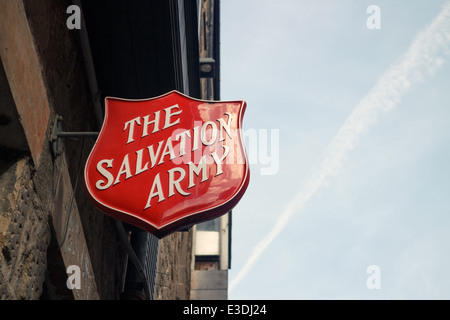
[230, 2, 450, 293]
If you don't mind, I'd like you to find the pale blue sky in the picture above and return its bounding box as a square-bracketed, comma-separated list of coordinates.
[221, 0, 450, 299]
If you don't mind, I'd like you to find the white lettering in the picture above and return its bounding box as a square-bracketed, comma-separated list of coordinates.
[168, 167, 190, 197]
[135, 148, 149, 175]
[217, 112, 233, 141]
[142, 111, 161, 137]
[201, 121, 218, 146]
[124, 116, 141, 144]
[99, 110, 243, 208]
[158, 137, 176, 165]
[144, 173, 165, 209]
[175, 129, 191, 156]
[163, 104, 182, 129]
[187, 156, 209, 189]
[184, 304, 217, 317]
[148, 141, 165, 168]
[211, 147, 229, 176]
[192, 125, 200, 151]
[114, 154, 132, 185]
[96, 159, 114, 190]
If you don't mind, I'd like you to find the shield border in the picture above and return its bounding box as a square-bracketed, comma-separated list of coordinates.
[84, 90, 249, 238]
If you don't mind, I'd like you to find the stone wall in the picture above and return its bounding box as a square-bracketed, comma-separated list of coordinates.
[155, 231, 193, 300]
[0, 156, 49, 299]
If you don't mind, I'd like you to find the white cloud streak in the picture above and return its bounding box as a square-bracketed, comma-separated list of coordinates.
[230, 2, 450, 293]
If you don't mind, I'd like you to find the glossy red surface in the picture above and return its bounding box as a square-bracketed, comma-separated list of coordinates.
[84, 91, 249, 238]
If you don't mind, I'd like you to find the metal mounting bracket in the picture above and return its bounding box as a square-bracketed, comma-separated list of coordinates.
[50, 115, 99, 157]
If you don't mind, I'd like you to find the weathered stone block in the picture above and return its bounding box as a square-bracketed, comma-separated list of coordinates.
[0, 157, 50, 299]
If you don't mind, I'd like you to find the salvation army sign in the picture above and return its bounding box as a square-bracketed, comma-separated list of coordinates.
[84, 91, 249, 238]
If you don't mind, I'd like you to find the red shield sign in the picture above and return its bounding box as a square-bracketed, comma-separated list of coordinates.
[84, 91, 249, 238]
